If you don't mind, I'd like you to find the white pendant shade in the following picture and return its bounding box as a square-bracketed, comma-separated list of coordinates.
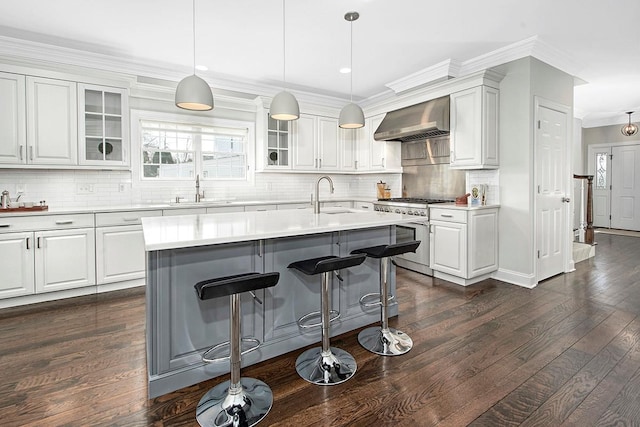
[339, 102, 365, 129]
[270, 90, 300, 121]
[175, 74, 214, 111]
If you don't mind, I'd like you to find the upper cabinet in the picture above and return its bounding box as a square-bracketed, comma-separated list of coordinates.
[0, 69, 129, 170]
[26, 76, 78, 165]
[449, 85, 499, 169]
[266, 114, 291, 169]
[0, 72, 26, 164]
[78, 84, 129, 167]
[292, 114, 339, 171]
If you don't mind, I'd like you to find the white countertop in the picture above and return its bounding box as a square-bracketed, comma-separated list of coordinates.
[142, 208, 417, 251]
[432, 203, 500, 210]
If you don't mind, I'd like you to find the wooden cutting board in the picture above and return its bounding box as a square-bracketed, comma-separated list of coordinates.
[0, 206, 48, 213]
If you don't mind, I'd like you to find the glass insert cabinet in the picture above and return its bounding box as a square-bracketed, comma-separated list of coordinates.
[267, 113, 290, 167]
[78, 83, 129, 167]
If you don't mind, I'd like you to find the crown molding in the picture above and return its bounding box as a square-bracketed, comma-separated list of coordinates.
[385, 59, 462, 94]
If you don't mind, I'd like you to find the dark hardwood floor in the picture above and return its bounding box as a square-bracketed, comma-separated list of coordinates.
[2, 233, 640, 426]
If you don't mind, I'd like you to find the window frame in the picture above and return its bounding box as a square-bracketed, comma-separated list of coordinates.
[131, 110, 255, 183]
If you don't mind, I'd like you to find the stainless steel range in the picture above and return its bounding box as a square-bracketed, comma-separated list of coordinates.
[374, 198, 452, 275]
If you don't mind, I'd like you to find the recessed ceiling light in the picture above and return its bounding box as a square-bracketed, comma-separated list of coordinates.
[339, 67, 351, 74]
[195, 64, 208, 71]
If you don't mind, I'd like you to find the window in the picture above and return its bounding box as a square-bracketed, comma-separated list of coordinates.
[596, 152, 607, 190]
[140, 120, 248, 180]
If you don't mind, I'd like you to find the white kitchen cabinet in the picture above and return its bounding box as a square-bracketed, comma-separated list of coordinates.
[0, 72, 26, 164]
[292, 114, 339, 171]
[78, 83, 129, 168]
[162, 207, 207, 216]
[207, 206, 245, 213]
[264, 113, 292, 169]
[430, 206, 498, 285]
[0, 232, 35, 298]
[277, 202, 311, 210]
[368, 114, 387, 170]
[95, 210, 162, 286]
[0, 213, 96, 299]
[346, 114, 401, 173]
[449, 85, 499, 169]
[26, 76, 78, 165]
[35, 228, 95, 293]
[244, 204, 277, 212]
[340, 127, 358, 171]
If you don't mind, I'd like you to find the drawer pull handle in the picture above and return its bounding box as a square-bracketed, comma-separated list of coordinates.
[122, 217, 139, 222]
[26, 237, 30, 250]
[0, 224, 10, 228]
[37, 237, 41, 249]
[440, 214, 454, 218]
[55, 220, 74, 225]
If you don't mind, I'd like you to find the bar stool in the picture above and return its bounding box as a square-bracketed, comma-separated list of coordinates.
[287, 253, 366, 385]
[194, 271, 280, 427]
[351, 241, 421, 356]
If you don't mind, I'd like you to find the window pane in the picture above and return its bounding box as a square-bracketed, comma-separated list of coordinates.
[596, 152, 607, 189]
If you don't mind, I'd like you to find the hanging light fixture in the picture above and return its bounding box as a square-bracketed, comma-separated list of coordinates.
[270, 0, 299, 121]
[621, 111, 638, 137]
[175, 0, 213, 111]
[339, 11, 364, 129]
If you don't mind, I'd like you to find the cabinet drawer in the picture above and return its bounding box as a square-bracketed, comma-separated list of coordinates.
[0, 213, 94, 233]
[95, 210, 163, 226]
[429, 208, 467, 224]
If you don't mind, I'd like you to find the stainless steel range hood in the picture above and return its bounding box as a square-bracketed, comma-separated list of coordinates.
[374, 95, 450, 142]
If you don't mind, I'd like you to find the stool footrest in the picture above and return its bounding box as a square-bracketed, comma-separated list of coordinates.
[297, 309, 340, 329]
[202, 337, 261, 363]
[359, 292, 395, 308]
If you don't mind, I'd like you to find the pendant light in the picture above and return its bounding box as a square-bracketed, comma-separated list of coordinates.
[270, 0, 299, 121]
[339, 11, 364, 129]
[175, 0, 213, 111]
[621, 111, 638, 137]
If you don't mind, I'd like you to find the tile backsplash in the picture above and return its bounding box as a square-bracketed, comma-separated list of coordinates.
[0, 169, 402, 208]
[466, 169, 500, 205]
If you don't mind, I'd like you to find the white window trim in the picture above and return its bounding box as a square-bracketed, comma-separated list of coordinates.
[130, 109, 255, 185]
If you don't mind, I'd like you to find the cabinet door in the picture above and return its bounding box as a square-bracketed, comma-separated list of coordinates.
[430, 220, 467, 277]
[34, 228, 95, 293]
[78, 84, 129, 167]
[356, 125, 370, 170]
[468, 210, 498, 277]
[292, 114, 317, 169]
[0, 72, 26, 164]
[340, 127, 356, 171]
[369, 114, 386, 169]
[0, 232, 35, 299]
[26, 77, 77, 165]
[96, 225, 145, 284]
[318, 117, 339, 170]
[450, 87, 482, 168]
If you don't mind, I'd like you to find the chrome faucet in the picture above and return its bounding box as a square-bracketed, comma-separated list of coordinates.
[314, 175, 334, 214]
[195, 174, 204, 202]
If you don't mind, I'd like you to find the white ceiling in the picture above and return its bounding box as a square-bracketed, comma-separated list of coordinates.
[0, 0, 639, 128]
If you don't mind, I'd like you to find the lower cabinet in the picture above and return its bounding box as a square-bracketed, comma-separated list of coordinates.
[0, 219, 96, 298]
[95, 209, 163, 286]
[430, 206, 498, 285]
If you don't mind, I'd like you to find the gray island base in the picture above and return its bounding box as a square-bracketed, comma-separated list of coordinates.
[143, 209, 415, 398]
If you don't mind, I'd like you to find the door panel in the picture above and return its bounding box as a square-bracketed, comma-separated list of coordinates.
[536, 104, 568, 281]
[611, 145, 640, 231]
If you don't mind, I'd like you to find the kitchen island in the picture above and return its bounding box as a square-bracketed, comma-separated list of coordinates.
[142, 208, 416, 398]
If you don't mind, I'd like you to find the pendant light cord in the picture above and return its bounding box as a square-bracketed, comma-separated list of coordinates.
[349, 19, 353, 103]
[282, 0, 286, 89]
[192, 0, 196, 74]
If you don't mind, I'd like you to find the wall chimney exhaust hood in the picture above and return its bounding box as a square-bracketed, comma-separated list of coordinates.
[374, 95, 450, 142]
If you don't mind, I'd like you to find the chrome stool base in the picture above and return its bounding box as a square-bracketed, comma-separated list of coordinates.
[295, 347, 357, 386]
[196, 377, 273, 427]
[358, 326, 413, 356]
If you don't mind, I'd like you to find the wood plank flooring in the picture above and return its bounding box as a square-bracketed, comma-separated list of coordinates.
[1, 233, 640, 426]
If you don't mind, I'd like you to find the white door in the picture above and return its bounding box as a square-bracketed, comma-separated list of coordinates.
[318, 117, 339, 170]
[96, 225, 146, 285]
[430, 220, 467, 277]
[369, 114, 386, 169]
[0, 72, 26, 164]
[0, 232, 35, 299]
[292, 114, 316, 170]
[536, 103, 569, 282]
[35, 228, 95, 293]
[26, 76, 78, 165]
[587, 146, 611, 228]
[611, 144, 640, 231]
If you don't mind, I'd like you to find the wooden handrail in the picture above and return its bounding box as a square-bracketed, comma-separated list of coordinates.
[573, 174, 594, 244]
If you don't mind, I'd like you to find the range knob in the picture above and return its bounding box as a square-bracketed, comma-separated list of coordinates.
[374, 206, 380, 211]
[395, 209, 401, 214]
[420, 211, 427, 216]
[407, 210, 414, 215]
[385, 207, 391, 212]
